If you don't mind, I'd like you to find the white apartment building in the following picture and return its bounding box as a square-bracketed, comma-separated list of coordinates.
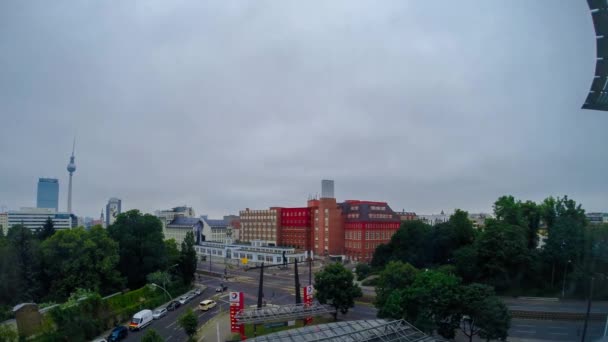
[8, 207, 72, 231]
[165, 217, 207, 246]
[155, 206, 196, 237]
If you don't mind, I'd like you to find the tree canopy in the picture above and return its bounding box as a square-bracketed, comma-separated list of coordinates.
[107, 210, 166, 289]
[314, 262, 362, 320]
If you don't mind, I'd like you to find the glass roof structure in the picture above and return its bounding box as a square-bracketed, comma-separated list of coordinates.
[583, 0, 608, 110]
[236, 302, 332, 324]
[246, 319, 447, 342]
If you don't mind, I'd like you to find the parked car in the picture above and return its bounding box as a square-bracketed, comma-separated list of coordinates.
[128, 309, 153, 331]
[216, 284, 228, 292]
[153, 307, 167, 319]
[194, 288, 202, 296]
[166, 300, 181, 311]
[199, 299, 217, 311]
[107, 326, 128, 341]
[178, 295, 189, 305]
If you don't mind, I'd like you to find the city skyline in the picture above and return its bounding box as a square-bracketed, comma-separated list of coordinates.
[1, 2, 607, 219]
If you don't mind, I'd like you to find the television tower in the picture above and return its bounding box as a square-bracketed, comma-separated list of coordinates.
[66, 138, 76, 214]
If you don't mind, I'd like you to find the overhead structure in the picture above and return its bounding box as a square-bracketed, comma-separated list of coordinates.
[246, 319, 446, 342]
[583, 0, 608, 110]
[235, 302, 331, 325]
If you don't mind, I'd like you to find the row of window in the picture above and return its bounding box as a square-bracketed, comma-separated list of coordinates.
[370, 206, 386, 211]
[368, 213, 393, 219]
[283, 211, 308, 217]
[346, 213, 360, 219]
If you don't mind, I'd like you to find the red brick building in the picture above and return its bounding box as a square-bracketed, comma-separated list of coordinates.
[341, 200, 401, 262]
[279, 207, 312, 251]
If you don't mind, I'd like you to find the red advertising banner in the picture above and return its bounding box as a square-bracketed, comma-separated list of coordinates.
[303, 284, 314, 324]
[229, 291, 244, 334]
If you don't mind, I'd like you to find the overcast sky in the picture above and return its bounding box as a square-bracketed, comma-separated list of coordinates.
[0, 1, 606, 219]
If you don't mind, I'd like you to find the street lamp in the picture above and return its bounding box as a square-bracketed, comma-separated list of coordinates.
[151, 283, 172, 302]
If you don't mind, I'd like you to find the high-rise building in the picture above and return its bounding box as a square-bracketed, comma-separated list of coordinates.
[8, 207, 72, 231]
[66, 138, 77, 214]
[36, 178, 59, 211]
[321, 180, 334, 198]
[105, 198, 122, 227]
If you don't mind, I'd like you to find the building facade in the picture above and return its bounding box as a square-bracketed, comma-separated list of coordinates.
[105, 198, 122, 227]
[239, 208, 281, 246]
[36, 178, 59, 212]
[155, 206, 196, 236]
[341, 200, 401, 262]
[279, 207, 312, 251]
[587, 212, 608, 225]
[395, 210, 417, 221]
[165, 217, 205, 246]
[205, 218, 232, 243]
[418, 212, 450, 225]
[195, 240, 307, 267]
[0, 212, 8, 231]
[8, 207, 71, 231]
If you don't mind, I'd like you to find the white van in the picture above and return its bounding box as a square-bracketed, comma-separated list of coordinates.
[128, 309, 153, 331]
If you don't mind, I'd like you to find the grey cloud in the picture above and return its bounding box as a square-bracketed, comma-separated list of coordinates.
[1, 1, 607, 218]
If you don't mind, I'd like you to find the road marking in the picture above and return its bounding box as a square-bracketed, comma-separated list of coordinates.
[166, 336, 173, 341]
[513, 329, 536, 334]
[166, 320, 177, 329]
[549, 332, 569, 336]
[198, 310, 209, 319]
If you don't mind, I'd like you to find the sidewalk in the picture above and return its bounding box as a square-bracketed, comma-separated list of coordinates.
[197, 310, 232, 342]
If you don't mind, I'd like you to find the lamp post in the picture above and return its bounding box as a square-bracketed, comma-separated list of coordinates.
[151, 283, 172, 302]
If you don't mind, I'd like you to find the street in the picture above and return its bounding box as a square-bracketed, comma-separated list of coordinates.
[101, 260, 608, 341]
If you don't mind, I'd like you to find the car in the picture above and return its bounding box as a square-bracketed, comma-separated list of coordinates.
[199, 299, 217, 311]
[166, 300, 181, 311]
[128, 309, 153, 331]
[107, 326, 128, 341]
[153, 307, 167, 319]
[178, 295, 189, 305]
[194, 288, 202, 296]
[215, 284, 228, 292]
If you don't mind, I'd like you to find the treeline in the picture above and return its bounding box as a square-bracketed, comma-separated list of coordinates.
[371, 195, 608, 298]
[0, 210, 198, 320]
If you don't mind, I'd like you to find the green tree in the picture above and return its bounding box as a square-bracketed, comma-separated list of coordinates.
[370, 243, 392, 269]
[459, 283, 495, 342]
[178, 308, 198, 339]
[6, 225, 40, 302]
[107, 210, 167, 289]
[38, 217, 56, 240]
[375, 261, 418, 317]
[521, 201, 541, 249]
[454, 245, 479, 283]
[401, 270, 463, 338]
[477, 296, 511, 341]
[141, 329, 164, 342]
[165, 239, 181, 269]
[41, 227, 123, 300]
[355, 263, 371, 280]
[474, 220, 528, 290]
[180, 231, 197, 285]
[493, 195, 525, 227]
[314, 262, 362, 320]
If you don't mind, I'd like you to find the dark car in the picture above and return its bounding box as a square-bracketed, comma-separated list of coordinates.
[166, 300, 181, 311]
[107, 326, 128, 342]
[215, 284, 228, 292]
